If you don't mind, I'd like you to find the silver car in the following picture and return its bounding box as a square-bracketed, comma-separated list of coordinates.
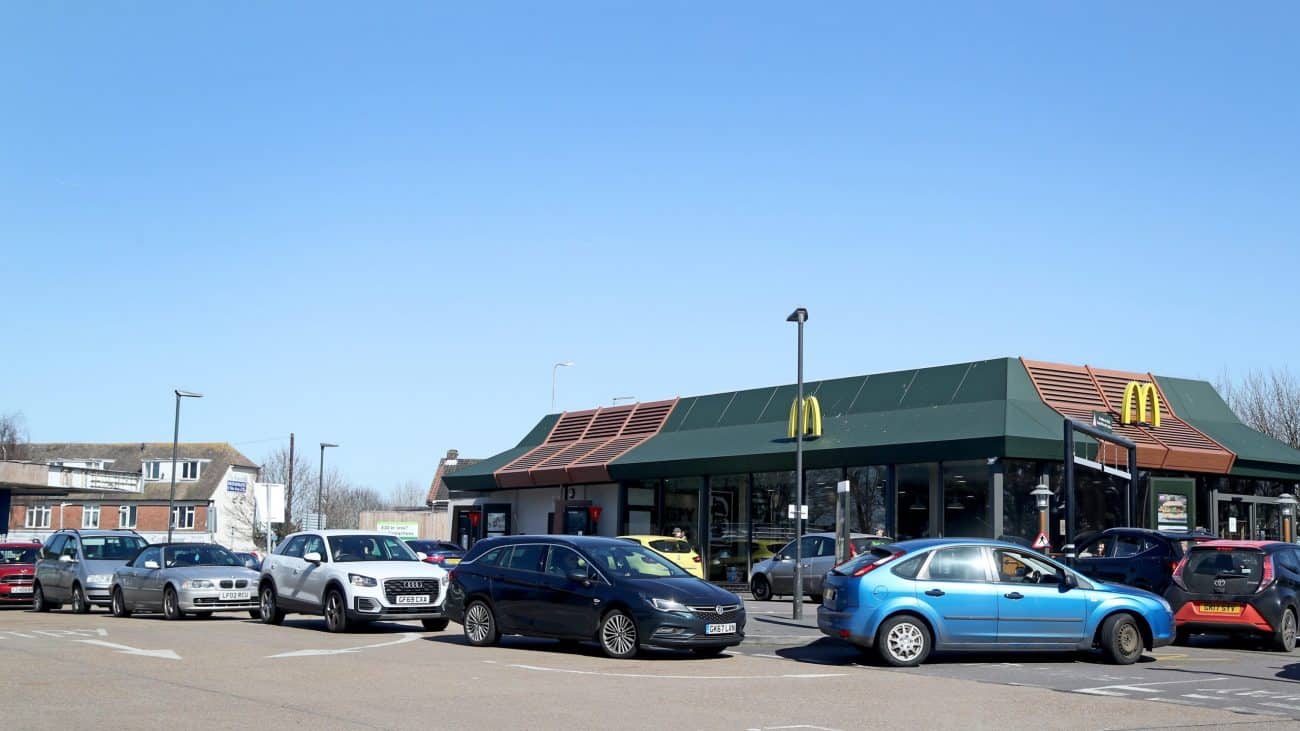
[33, 529, 149, 613]
[110, 543, 260, 620]
[749, 532, 892, 601]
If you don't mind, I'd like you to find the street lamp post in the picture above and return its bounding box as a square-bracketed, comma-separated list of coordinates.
[787, 307, 808, 620]
[1279, 493, 1298, 543]
[1031, 484, 1053, 547]
[168, 390, 203, 543]
[552, 362, 574, 411]
[317, 443, 338, 529]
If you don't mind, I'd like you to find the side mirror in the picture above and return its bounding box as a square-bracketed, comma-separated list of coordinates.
[567, 570, 591, 585]
[304, 551, 323, 564]
[242, 558, 259, 570]
[774, 554, 788, 562]
[416, 552, 428, 561]
[144, 560, 161, 570]
[1057, 567, 1077, 589]
[59, 554, 75, 563]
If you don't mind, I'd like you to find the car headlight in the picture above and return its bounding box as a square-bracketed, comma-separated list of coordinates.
[183, 579, 213, 589]
[349, 573, 378, 588]
[87, 574, 113, 585]
[649, 597, 690, 613]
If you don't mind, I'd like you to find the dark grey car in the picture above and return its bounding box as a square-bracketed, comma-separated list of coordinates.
[33, 529, 149, 613]
[749, 532, 892, 601]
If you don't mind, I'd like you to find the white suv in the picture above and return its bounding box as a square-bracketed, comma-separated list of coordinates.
[258, 530, 449, 633]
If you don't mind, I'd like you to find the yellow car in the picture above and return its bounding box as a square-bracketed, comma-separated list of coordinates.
[617, 535, 705, 579]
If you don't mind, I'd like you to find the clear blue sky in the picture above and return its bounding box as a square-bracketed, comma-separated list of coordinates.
[3, 3, 1297, 495]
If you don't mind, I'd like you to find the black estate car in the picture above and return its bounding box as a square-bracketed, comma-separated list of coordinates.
[445, 535, 745, 658]
[1072, 527, 1214, 594]
[1165, 540, 1300, 651]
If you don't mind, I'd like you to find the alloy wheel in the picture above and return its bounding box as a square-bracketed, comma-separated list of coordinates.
[466, 603, 491, 644]
[72, 586, 87, 614]
[261, 589, 274, 618]
[601, 612, 637, 657]
[326, 592, 346, 632]
[887, 622, 924, 663]
[1283, 611, 1297, 651]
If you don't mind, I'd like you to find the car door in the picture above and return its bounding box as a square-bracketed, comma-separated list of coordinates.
[1113, 536, 1166, 591]
[130, 546, 164, 609]
[271, 536, 308, 604]
[37, 535, 67, 601]
[914, 545, 999, 647]
[295, 534, 330, 610]
[491, 544, 548, 633]
[535, 545, 602, 638]
[804, 537, 837, 596]
[768, 539, 798, 594]
[57, 537, 82, 600]
[991, 547, 1087, 645]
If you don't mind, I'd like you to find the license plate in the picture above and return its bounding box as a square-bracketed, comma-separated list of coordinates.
[396, 594, 430, 604]
[9, 586, 32, 594]
[219, 591, 250, 601]
[705, 622, 737, 635]
[1198, 602, 1243, 615]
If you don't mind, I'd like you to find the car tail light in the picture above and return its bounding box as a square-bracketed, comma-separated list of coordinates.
[426, 554, 446, 564]
[853, 551, 905, 577]
[849, 543, 858, 558]
[1258, 555, 1275, 594]
[1170, 554, 1190, 591]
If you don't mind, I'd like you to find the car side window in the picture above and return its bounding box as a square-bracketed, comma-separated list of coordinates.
[814, 537, 836, 558]
[281, 536, 307, 558]
[506, 544, 546, 573]
[1278, 549, 1300, 573]
[1075, 536, 1107, 559]
[544, 546, 589, 577]
[922, 547, 988, 582]
[302, 535, 327, 561]
[993, 548, 1064, 584]
[43, 535, 67, 559]
[477, 547, 508, 567]
[61, 539, 80, 560]
[891, 553, 925, 579]
[777, 540, 796, 558]
[134, 547, 161, 568]
[1113, 535, 1148, 558]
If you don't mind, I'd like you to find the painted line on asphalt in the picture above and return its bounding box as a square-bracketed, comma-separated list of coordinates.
[497, 662, 845, 680]
[266, 632, 421, 658]
[77, 639, 181, 660]
[1074, 677, 1228, 696]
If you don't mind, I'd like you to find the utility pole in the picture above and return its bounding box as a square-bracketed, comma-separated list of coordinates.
[286, 432, 295, 537]
[787, 307, 808, 621]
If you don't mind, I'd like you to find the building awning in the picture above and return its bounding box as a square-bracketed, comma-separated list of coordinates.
[1155, 376, 1300, 480]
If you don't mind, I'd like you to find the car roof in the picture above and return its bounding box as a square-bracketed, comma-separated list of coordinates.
[619, 534, 692, 541]
[1091, 527, 1214, 540]
[289, 530, 404, 537]
[1194, 540, 1285, 549]
[478, 535, 638, 549]
[890, 537, 1031, 552]
[53, 529, 140, 536]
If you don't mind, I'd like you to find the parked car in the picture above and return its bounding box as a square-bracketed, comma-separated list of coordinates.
[445, 535, 745, 658]
[406, 540, 466, 567]
[32, 529, 149, 613]
[750, 532, 893, 602]
[110, 543, 261, 620]
[258, 530, 450, 633]
[818, 538, 1174, 667]
[617, 535, 704, 579]
[232, 551, 262, 570]
[0, 541, 40, 604]
[1164, 540, 1300, 651]
[1073, 527, 1215, 594]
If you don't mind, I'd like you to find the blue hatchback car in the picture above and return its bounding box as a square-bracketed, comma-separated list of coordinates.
[818, 538, 1174, 666]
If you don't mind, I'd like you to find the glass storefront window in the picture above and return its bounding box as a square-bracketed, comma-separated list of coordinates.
[1001, 460, 1042, 546]
[847, 466, 888, 536]
[805, 468, 844, 534]
[708, 474, 750, 583]
[663, 477, 703, 552]
[751, 471, 797, 567]
[896, 463, 934, 540]
[622, 479, 660, 535]
[942, 460, 993, 538]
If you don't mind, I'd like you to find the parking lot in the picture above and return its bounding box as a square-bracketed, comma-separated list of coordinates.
[3, 604, 1298, 730]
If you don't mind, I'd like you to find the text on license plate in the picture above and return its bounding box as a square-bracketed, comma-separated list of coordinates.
[10, 586, 32, 594]
[396, 594, 430, 604]
[219, 591, 250, 601]
[1197, 602, 1243, 615]
[705, 622, 737, 635]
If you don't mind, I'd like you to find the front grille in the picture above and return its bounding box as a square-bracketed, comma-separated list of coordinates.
[384, 578, 441, 604]
[1, 575, 33, 585]
[689, 604, 741, 623]
[216, 579, 251, 589]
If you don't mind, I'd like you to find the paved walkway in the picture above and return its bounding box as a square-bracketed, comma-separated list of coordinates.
[741, 597, 825, 646]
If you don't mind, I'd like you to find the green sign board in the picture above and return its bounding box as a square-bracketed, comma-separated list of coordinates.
[1150, 477, 1196, 532]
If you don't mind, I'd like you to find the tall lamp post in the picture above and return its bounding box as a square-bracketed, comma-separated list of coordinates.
[167, 390, 203, 543]
[552, 361, 574, 411]
[787, 307, 808, 620]
[1279, 493, 1298, 543]
[1031, 484, 1053, 548]
[316, 442, 338, 528]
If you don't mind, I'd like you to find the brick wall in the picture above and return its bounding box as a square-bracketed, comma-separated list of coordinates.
[7, 502, 209, 533]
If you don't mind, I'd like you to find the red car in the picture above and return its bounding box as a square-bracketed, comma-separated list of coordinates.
[0, 542, 41, 605]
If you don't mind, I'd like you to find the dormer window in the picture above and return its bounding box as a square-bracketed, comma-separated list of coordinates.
[143, 461, 162, 480]
[181, 461, 201, 480]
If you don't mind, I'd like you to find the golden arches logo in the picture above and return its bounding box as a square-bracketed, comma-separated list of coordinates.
[787, 396, 822, 439]
[1120, 382, 1162, 428]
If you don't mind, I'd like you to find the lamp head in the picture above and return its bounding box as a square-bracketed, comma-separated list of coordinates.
[321, 442, 339, 449]
[175, 390, 203, 399]
[786, 308, 809, 323]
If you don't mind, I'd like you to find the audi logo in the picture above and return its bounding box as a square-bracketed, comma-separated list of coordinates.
[401, 581, 425, 590]
[1214, 578, 1227, 588]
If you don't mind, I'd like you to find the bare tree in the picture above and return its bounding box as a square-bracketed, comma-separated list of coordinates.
[386, 479, 427, 509]
[260, 444, 317, 540]
[1218, 367, 1300, 449]
[0, 412, 29, 461]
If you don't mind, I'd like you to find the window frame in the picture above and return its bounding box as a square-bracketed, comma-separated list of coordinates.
[25, 504, 52, 529]
[118, 505, 138, 529]
[917, 545, 993, 583]
[503, 543, 548, 573]
[171, 505, 197, 530]
[143, 461, 162, 480]
[180, 460, 201, 481]
[82, 505, 101, 529]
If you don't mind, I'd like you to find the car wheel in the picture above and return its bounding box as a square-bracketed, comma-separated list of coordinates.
[1101, 613, 1144, 665]
[691, 646, 727, 658]
[71, 584, 90, 614]
[876, 614, 931, 667]
[259, 585, 284, 625]
[599, 610, 639, 659]
[32, 583, 49, 613]
[1175, 627, 1192, 645]
[751, 576, 772, 601]
[1274, 608, 1297, 652]
[421, 618, 450, 632]
[111, 588, 131, 618]
[163, 587, 185, 620]
[463, 600, 499, 647]
[248, 609, 262, 620]
[324, 589, 351, 633]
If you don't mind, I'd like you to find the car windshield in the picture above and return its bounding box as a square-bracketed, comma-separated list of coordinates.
[584, 543, 692, 579]
[647, 539, 692, 554]
[329, 535, 417, 562]
[164, 545, 241, 567]
[81, 536, 147, 560]
[1, 547, 38, 563]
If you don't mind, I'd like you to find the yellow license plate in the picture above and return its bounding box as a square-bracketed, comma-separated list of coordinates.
[1197, 603, 1243, 615]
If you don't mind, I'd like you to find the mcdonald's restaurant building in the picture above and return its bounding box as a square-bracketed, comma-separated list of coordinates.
[444, 357, 1300, 585]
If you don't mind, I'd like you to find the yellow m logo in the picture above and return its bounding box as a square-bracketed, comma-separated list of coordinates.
[1120, 382, 1162, 428]
[787, 396, 822, 439]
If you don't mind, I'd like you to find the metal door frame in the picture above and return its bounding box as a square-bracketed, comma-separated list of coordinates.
[1210, 490, 1283, 539]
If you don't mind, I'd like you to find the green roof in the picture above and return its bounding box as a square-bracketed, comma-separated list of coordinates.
[1154, 375, 1300, 479]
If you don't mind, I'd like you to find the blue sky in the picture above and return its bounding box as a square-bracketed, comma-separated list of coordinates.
[3, 3, 1297, 494]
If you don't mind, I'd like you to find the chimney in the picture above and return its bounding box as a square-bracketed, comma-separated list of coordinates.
[445, 449, 459, 466]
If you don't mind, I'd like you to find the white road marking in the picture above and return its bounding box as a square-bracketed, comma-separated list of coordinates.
[499, 662, 845, 680]
[77, 639, 181, 660]
[266, 632, 421, 658]
[1074, 678, 1228, 697]
[0, 628, 108, 639]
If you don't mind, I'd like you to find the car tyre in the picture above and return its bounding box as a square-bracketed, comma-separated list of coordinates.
[463, 600, 500, 647]
[324, 589, 352, 633]
[248, 609, 262, 620]
[421, 618, 450, 632]
[259, 585, 285, 625]
[1273, 608, 1297, 652]
[599, 610, 639, 659]
[163, 587, 185, 621]
[110, 588, 131, 618]
[876, 614, 931, 667]
[1100, 613, 1144, 665]
[1175, 627, 1192, 645]
[751, 576, 773, 601]
[691, 646, 727, 658]
[32, 583, 50, 613]
[71, 584, 90, 614]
